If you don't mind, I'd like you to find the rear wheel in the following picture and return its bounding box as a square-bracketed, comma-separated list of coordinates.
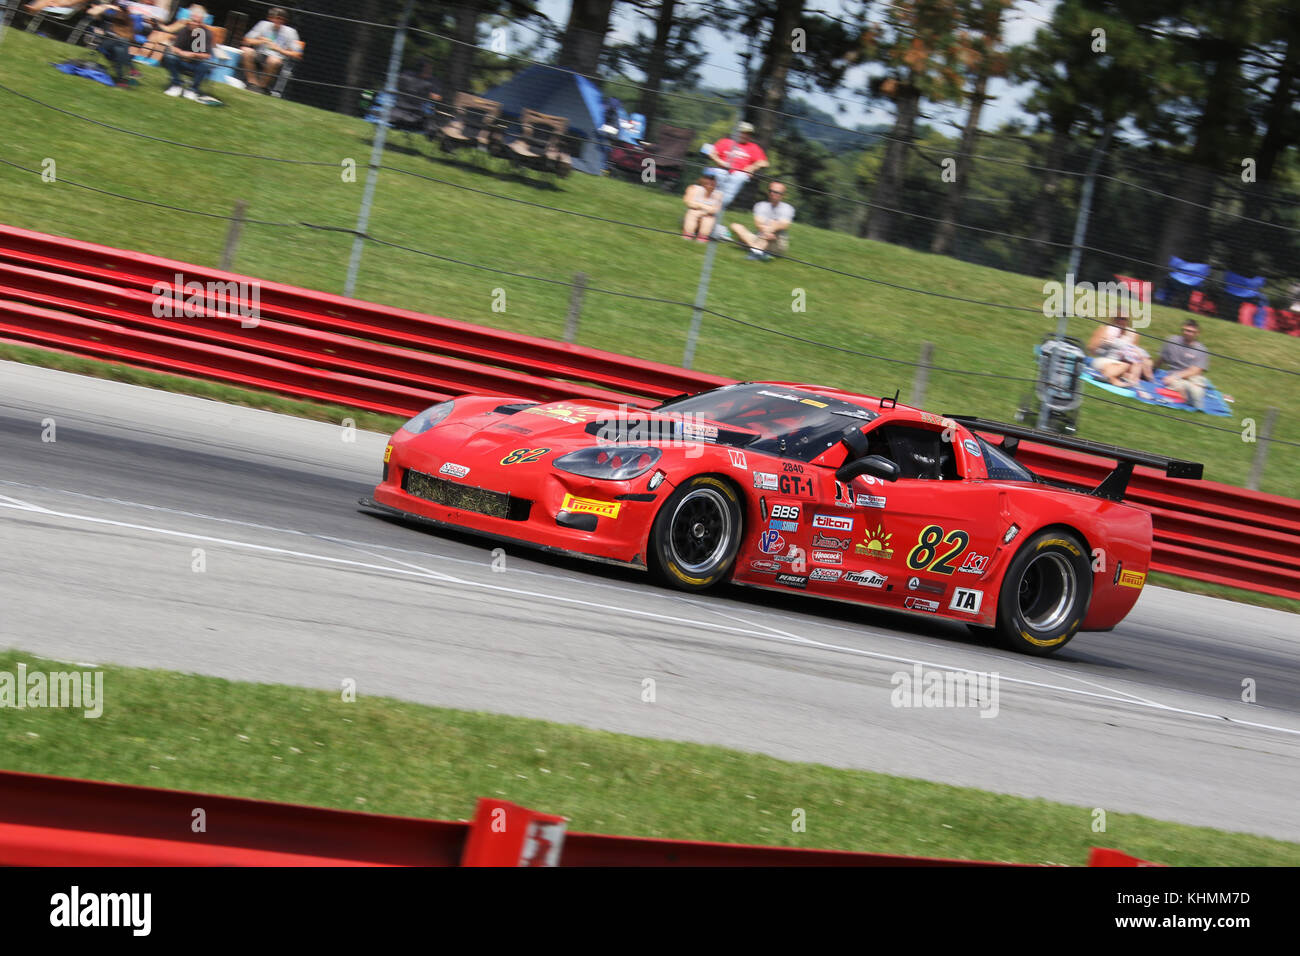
[649, 476, 742, 591]
[994, 530, 1091, 655]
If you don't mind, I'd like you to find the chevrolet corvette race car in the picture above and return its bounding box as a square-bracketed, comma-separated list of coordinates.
[362, 382, 1202, 655]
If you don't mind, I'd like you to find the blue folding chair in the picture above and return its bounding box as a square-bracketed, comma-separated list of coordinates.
[1222, 271, 1267, 325]
[1155, 256, 1211, 307]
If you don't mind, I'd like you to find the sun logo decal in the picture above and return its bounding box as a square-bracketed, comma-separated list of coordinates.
[855, 524, 895, 560]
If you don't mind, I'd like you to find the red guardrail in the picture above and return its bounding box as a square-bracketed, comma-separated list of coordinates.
[0, 770, 1035, 867]
[1, 224, 1296, 598]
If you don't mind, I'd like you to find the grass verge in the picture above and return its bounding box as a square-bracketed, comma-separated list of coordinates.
[1, 649, 1295, 865]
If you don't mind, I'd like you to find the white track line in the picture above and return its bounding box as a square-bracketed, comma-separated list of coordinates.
[3, 495, 1298, 739]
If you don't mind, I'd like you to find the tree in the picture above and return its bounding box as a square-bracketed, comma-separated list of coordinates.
[859, 0, 968, 242]
[731, 0, 863, 145]
[601, 0, 709, 135]
[557, 0, 619, 77]
[1012, 0, 1178, 275]
[930, 0, 1012, 255]
[1142, 0, 1262, 267]
[420, 0, 546, 96]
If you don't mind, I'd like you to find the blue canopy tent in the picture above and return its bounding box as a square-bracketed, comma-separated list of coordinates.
[482, 66, 606, 174]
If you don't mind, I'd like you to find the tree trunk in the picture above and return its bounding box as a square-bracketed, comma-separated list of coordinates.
[745, 0, 804, 145]
[930, 68, 989, 255]
[1155, 44, 1244, 267]
[444, 1, 481, 98]
[1025, 128, 1070, 276]
[339, 0, 382, 114]
[862, 81, 920, 242]
[1242, 28, 1298, 269]
[557, 0, 617, 77]
[636, 0, 676, 138]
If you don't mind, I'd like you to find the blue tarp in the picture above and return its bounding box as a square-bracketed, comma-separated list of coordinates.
[54, 60, 117, 88]
[1082, 367, 1233, 416]
[482, 66, 606, 174]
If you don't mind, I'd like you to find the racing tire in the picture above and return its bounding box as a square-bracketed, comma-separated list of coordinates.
[649, 475, 743, 592]
[994, 529, 1091, 655]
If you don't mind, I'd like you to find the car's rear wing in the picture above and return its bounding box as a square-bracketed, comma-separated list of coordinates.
[945, 415, 1204, 502]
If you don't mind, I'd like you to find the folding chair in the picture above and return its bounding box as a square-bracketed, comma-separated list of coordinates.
[25, 3, 85, 39]
[1154, 256, 1211, 311]
[1221, 271, 1267, 325]
[440, 93, 503, 157]
[507, 108, 569, 177]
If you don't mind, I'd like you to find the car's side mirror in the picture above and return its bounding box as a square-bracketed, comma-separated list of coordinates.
[836, 454, 900, 484]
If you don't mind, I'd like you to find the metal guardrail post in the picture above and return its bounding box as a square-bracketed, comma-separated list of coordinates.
[1246, 406, 1278, 491]
[911, 341, 933, 407]
[682, 240, 718, 369]
[220, 200, 248, 272]
[343, 0, 414, 298]
[564, 272, 586, 342]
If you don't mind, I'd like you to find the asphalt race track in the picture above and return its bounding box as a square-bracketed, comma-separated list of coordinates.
[1, 360, 1297, 841]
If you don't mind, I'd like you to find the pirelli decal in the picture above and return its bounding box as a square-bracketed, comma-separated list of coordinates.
[561, 493, 621, 520]
[1118, 569, 1146, 589]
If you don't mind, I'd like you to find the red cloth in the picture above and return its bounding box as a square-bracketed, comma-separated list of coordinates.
[711, 138, 766, 172]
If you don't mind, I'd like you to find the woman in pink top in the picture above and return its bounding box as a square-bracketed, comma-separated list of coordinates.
[682, 173, 723, 242]
[1087, 315, 1151, 387]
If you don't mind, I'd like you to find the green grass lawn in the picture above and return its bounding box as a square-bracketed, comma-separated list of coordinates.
[2, 31, 1299, 495]
[2, 650, 1295, 865]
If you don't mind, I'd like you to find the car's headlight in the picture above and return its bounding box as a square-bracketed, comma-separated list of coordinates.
[401, 401, 454, 435]
[554, 446, 662, 481]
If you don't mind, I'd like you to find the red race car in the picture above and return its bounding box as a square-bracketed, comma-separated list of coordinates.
[363, 382, 1202, 655]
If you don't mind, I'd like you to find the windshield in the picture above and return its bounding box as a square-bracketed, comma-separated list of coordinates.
[656, 383, 878, 462]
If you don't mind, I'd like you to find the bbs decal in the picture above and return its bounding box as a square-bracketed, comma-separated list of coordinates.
[770, 504, 801, 520]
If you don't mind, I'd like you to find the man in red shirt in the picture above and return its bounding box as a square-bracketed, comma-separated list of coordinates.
[702, 121, 768, 209]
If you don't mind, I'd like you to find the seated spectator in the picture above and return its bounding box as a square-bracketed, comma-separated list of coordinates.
[729, 182, 794, 261]
[240, 7, 303, 94]
[161, 5, 220, 103]
[392, 59, 443, 134]
[701, 122, 768, 210]
[22, 0, 90, 13]
[681, 174, 722, 242]
[1157, 318, 1211, 410]
[85, 2, 139, 87]
[1086, 315, 1150, 387]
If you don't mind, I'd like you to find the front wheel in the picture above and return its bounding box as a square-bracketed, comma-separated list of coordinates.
[994, 530, 1092, 655]
[648, 476, 742, 591]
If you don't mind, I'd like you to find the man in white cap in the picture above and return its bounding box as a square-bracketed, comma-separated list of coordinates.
[701, 121, 769, 209]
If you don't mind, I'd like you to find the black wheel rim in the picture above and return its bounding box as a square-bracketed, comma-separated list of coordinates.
[668, 487, 732, 573]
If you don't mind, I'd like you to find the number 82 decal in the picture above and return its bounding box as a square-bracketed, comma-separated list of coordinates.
[500, 447, 550, 464]
[907, 524, 970, 575]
